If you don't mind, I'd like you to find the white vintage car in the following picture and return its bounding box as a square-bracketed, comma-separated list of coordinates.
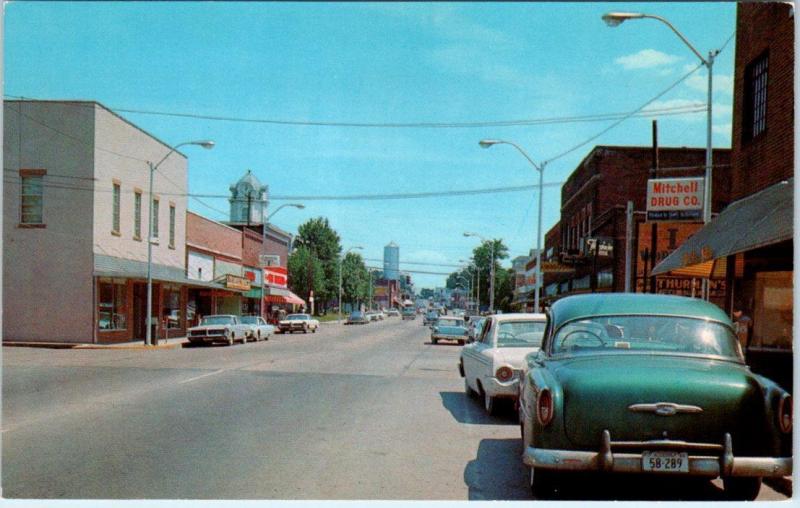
[459, 313, 546, 415]
[276, 313, 320, 334]
[240, 316, 275, 341]
[187, 315, 251, 346]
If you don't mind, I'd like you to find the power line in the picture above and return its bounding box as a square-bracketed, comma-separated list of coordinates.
[362, 257, 462, 268]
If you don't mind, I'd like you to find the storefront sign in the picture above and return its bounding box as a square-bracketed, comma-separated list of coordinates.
[586, 237, 614, 257]
[646, 177, 704, 221]
[636, 222, 708, 297]
[243, 266, 263, 286]
[264, 266, 288, 288]
[225, 274, 251, 291]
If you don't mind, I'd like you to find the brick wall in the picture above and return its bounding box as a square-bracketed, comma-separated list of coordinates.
[186, 212, 242, 261]
[731, 3, 794, 202]
[241, 227, 263, 267]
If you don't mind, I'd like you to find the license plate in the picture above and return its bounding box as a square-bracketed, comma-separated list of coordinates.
[642, 451, 689, 473]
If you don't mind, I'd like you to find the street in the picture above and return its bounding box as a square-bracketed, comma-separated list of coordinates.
[2, 318, 788, 500]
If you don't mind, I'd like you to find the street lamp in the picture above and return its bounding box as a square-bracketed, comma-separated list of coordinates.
[480, 139, 546, 313]
[464, 232, 495, 313]
[145, 140, 214, 346]
[602, 12, 716, 225]
[459, 259, 479, 313]
[338, 245, 363, 323]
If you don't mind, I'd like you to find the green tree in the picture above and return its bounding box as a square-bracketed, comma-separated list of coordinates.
[287, 245, 325, 310]
[340, 252, 369, 308]
[420, 288, 434, 299]
[294, 217, 342, 311]
[471, 239, 509, 311]
[494, 267, 516, 312]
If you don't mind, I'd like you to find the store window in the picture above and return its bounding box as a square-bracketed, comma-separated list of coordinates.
[751, 271, 792, 349]
[598, 269, 613, 289]
[98, 279, 127, 330]
[162, 285, 181, 329]
[20, 170, 45, 225]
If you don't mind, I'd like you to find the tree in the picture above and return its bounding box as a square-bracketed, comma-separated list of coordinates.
[294, 217, 342, 311]
[340, 252, 369, 309]
[471, 239, 509, 311]
[287, 245, 325, 312]
[420, 288, 434, 299]
[494, 267, 516, 312]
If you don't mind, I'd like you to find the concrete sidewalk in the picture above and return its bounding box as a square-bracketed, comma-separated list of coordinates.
[4, 337, 187, 350]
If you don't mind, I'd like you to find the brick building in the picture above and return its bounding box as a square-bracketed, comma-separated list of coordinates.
[540, 145, 731, 304]
[653, 3, 793, 390]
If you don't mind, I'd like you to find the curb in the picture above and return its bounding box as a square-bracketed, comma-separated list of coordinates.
[4, 341, 185, 350]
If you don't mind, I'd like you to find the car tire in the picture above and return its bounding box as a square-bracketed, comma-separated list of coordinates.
[530, 467, 558, 499]
[227, 333, 234, 346]
[255, 332, 261, 342]
[723, 477, 762, 500]
[458, 339, 465, 346]
[432, 338, 438, 345]
[303, 325, 309, 334]
[312, 326, 317, 333]
[484, 391, 497, 416]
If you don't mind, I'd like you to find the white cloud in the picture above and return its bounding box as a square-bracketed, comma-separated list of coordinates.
[615, 49, 682, 70]
[685, 72, 734, 95]
[645, 99, 732, 124]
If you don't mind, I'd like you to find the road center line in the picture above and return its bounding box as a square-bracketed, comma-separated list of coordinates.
[178, 369, 225, 384]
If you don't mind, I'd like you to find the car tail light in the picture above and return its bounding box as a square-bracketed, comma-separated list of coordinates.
[537, 389, 554, 427]
[778, 394, 792, 433]
[495, 366, 513, 382]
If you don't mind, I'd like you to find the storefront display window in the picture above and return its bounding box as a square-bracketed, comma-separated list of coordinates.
[752, 271, 792, 349]
[99, 279, 127, 330]
[162, 285, 181, 329]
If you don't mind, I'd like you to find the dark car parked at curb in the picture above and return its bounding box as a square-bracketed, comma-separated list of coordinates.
[519, 293, 792, 500]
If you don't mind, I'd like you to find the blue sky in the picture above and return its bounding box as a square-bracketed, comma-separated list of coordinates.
[4, 2, 737, 288]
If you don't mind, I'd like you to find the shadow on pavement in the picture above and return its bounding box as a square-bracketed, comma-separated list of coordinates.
[464, 438, 529, 500]
[439, 391, 516, 425]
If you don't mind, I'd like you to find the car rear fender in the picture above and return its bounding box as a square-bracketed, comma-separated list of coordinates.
[524, 364, 567, 449]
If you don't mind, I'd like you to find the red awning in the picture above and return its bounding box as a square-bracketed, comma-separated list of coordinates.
[264, 290, 305, 306]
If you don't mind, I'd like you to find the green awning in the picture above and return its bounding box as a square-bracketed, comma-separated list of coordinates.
[242, 287, 263, 299]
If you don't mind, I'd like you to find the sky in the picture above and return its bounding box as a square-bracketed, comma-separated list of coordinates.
[4, 2, 738, 289]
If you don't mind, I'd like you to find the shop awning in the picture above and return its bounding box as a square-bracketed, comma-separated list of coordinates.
[652, 179, 793, 277]
[264, 287, 306, 306]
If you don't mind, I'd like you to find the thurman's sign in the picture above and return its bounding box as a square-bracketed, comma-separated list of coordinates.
[264, 266, 288, 289]
[225, 274, 251, 291]
[646, 177, 704, 221]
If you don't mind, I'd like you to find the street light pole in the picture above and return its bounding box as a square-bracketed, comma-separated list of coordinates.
[145, 140, 214, 346]
[479, 140, 545, 313]
[463, 232, 494, 313]
[338, 246, 363, 323]
[603, 12, 718, 300]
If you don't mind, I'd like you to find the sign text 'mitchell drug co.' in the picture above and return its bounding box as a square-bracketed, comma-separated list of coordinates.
[646, 177, 705, 221]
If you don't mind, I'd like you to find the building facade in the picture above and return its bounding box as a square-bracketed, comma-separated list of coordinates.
[4, 100, 190, 343]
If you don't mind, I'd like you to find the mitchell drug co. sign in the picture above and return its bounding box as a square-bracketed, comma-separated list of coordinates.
[646, 177, 704, 221]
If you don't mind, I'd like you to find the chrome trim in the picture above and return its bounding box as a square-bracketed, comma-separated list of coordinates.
[628, 402, 704, 416]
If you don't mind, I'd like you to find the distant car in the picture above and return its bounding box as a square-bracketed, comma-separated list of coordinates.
[460, 313, 546, 415]
[365, 311, 378, 322]
[387, 309, 401, 317]
[519, 294, 792, 500]
[346, 311, 368, 325]
[277, 313, 320, 334]
[376, 311, 386, 320]
[401, 307, 416, 320]
[240, 316, 275, 341]
[187, 315, 251, 346]
[431, 316, 468, 345]
[423, 310, 439, 326]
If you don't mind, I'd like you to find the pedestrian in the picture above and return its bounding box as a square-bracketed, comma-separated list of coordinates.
[733, 308, 753, 350]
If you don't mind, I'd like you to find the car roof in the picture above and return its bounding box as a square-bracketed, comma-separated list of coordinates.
[489, 312, 546, 322]
[549, 293, 732, 329]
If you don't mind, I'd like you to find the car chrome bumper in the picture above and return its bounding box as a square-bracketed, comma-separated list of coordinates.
[484, 377, 519, 398]
[431, 335, 466, 341]
[523, 431, 792, 478]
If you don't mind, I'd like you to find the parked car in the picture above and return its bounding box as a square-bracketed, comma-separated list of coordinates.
[519, 294, 792, 500]
[401, 307, 417, 320]
[386, 309, 401, 317]
[365, 311, 379, 322]
[187, 315, 250, 346]
[240, 315, 275, 341]
[430, 316, 468, 345]
[277, 313, 320, 334]
[423, 310, 439, 326]
[460, 313, 545, 415]
[346, 311, 369, 325]
[376, 311, 386, 320]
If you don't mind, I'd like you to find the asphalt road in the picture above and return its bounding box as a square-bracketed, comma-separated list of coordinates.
[2, 317, 790, 500]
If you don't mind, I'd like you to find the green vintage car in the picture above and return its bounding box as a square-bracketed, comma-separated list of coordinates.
[519, 293, 792, 500]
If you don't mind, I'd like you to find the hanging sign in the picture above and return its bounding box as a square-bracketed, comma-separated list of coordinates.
[646, 177, 704, 221]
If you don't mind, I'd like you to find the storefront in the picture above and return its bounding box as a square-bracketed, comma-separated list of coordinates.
[241, 266, 263, 316]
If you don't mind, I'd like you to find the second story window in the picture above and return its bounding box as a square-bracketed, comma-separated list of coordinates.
[134, 191, 142, 240]
[152, 198, 160, 240]
[744, 51, 769, 142]
[169, 204, 176, 248]
[112, 183, 121, 234]
[20, 169, 45, 225]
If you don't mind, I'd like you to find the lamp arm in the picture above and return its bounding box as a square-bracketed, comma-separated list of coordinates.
[642, 14, 707, 65]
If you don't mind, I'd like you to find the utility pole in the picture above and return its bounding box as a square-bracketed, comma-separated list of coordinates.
[650, 119, 659, 294]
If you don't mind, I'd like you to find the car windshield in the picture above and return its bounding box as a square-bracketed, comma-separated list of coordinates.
[437, 318, 464, 327]
[496, 320, 545, 347]
[287, 315, 308, 321]
[551, 315, 743, 360]
[201, 316, 235, 325]
[240, 317, 259, 324]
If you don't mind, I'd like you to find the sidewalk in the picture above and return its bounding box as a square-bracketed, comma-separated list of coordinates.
[4, 337, 187, 350]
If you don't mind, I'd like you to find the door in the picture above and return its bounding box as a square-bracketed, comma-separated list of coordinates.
[133, 283, 158, 341]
